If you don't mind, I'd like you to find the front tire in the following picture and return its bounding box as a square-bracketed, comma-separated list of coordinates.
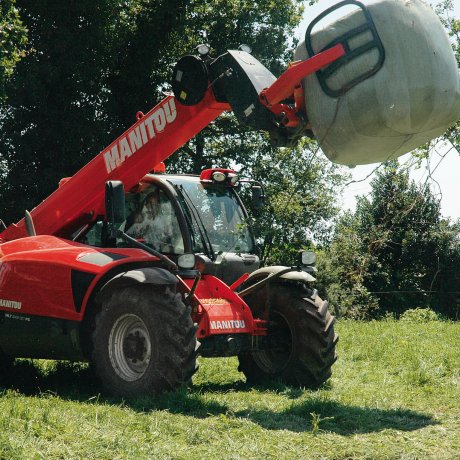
[92, 285, 198, 397]
[238, 283, 338, 388]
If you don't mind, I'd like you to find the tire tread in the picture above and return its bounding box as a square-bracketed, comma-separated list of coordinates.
[91, 285, 198, 397]
[238, 284, 338, 388]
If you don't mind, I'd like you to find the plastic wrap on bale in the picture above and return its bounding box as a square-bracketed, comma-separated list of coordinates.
[295, 0, 460, 167]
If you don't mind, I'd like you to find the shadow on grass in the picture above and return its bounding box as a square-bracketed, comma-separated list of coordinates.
[0, 359, 100, 400]
[244, 400, 437, 435]
[0, 359, 437, 436]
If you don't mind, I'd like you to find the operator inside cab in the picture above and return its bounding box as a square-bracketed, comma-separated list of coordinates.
[121, 185, 184, 254]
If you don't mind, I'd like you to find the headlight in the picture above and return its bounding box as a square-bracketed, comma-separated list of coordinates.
[238, 44, 252, 54]
[196, 44, 210, 56]
[177, 253, 196, 270]
[298, 250, 317, 266]
[211, 171, 226, 182]
[227, 173, 239, 185]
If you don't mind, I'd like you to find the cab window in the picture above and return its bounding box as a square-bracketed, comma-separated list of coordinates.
[120, 184, 185, 254]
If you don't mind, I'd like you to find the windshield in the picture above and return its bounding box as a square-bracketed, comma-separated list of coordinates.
[170, 179, 254, 254]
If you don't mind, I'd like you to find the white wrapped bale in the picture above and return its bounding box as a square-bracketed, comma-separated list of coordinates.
[294, 0, 460, 166]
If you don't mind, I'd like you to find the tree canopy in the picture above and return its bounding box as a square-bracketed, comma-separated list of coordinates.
[237, 138, 348, 266]
[0, 0, 27, 103]
[316, 160, 460, 319]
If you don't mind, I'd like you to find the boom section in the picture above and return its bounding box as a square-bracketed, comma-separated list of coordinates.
[0, 45, 345, 243]
[1, 92, 229, 241]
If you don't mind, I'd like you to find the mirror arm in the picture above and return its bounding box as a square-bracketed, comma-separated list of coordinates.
[25, 210, 36, 237]
[114, 229, 178, 270]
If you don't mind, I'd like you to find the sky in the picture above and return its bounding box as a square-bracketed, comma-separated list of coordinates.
[294, 0, 460, 221]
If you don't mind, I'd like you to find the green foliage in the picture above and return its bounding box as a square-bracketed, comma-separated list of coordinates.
[310, 411, 334, 435]
[399, 307, 443, 323]
[317, 161, 460, 319]
[315, 212, 380, 319]
[0, 0, 28, 102]
[0, 0, 123, 221]
[246, 140, 348, 266]
[210, 138, 349, 266]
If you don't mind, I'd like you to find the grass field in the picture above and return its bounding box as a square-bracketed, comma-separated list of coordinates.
[1, 314, 460, 459]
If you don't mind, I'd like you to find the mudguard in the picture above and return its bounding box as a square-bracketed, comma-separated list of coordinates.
[241, 265, 316, 287]
[95, 268, 178, 304]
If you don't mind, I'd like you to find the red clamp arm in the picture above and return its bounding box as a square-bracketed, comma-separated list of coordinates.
[259, 44, 345, 127]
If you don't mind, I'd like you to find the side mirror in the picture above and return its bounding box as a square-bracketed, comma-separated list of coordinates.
[298, 250, 317, 266]
[252, 186, 265, 209]
[105, 181, 126, 225]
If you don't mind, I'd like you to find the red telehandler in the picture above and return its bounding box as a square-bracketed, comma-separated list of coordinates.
[0, 32, 351, 396]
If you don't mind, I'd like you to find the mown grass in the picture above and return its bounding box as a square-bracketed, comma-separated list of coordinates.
[1, 316, 460, 459]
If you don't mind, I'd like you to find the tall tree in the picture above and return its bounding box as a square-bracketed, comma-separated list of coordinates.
[0, 0, 121, 222]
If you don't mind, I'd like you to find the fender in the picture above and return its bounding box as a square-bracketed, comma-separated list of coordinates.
[95, 267, 178, 304]
[241, 265, 316, 288]
[236, 265, 317, 299]
[236, 266, 317, 323]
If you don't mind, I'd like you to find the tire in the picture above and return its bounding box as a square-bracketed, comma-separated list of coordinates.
[238, 283, 338, 388]
[0, 355, 14, 382]
[92, 284, 198, 397]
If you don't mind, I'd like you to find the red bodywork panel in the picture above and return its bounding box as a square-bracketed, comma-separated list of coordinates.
[179, 276, 266, 338]
[259, 44, 345, 127]
[260, 44, 345, 107]
[0, 235, 266, 337]
[0, 235, 157, 321]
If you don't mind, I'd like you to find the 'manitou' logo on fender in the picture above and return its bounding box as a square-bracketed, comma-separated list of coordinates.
[0, 299, 22, 310]
[103, 98, 177, 174]
[210, 320, 246, 330]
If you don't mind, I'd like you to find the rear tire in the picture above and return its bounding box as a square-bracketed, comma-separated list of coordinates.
[92, 285, 198, 397]
[238, 283, 338, 388]
[0, 355, 14, 382]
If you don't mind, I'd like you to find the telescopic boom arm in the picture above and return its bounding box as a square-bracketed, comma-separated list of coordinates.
[0, 45, 344, 243]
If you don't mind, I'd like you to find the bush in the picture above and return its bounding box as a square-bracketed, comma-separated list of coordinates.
[399, 308, 443, 323]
